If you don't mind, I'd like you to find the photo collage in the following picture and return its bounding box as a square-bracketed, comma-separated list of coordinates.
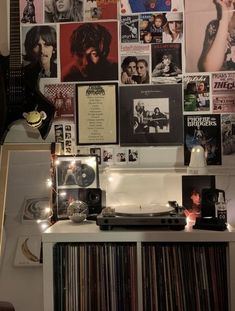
[17, 0, 235, 165]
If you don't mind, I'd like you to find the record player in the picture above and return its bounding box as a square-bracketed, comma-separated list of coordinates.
[96, 202, 187, 231]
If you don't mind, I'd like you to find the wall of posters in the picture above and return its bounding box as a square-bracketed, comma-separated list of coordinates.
[2, 0, 234, 167]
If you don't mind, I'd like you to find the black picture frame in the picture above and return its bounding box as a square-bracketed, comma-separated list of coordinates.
[76, 83, 118, 145]
[55, 155, 99, 219]
[119, 84, 183, 146]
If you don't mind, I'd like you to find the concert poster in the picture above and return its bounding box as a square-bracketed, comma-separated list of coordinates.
[76, 83, 118, 145]
[183, 74, 210, 112]
[184, 114, 222, 166]
[119, 84, 183, 146]
[212, 73, 235, 113]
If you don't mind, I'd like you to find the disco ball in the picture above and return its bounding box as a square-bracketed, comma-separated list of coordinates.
[67, 200, 89, 223]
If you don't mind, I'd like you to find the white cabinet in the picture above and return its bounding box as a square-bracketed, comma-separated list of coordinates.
[42, 221, 235, 311]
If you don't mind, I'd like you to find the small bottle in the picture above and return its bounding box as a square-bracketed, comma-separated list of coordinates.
[215, 192, 227, 223]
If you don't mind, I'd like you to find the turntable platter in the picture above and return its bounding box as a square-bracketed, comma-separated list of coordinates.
[115, 204, 174, 217]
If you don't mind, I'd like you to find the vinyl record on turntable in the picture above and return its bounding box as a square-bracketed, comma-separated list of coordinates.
[115, 204, 175, 217]
[77, 164, 95, 187]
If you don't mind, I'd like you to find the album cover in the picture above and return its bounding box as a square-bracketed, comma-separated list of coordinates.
[60, 21, 118, 82]
[212, 73, 235, 113]
[184, 114, 222, 165]
[44, 83, 75, 120]
[119, 84, 183, 146]
[151, 43, 182, 84]
[55, 155, 99, 189]
[182, 175, 216, 222]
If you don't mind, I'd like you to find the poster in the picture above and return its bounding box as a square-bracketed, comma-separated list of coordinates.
[77, 83, 118, 145]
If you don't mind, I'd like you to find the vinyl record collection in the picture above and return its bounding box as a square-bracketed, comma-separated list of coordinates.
[142, 242, 228, 311]
[53, 242, 138, 311]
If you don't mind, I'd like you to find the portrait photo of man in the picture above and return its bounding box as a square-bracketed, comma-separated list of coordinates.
[22, 25, 58, 79]
[60, 21, 118, 82]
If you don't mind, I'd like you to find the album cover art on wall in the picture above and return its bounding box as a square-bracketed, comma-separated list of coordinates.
[184, 114, 222, 166]
[119, 84, 183, 146]
[151, 43, 182, 84]
[60, 21, 119, 82]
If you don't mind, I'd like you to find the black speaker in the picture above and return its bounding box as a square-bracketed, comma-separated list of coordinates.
[201, 188, 225, 218]
[77, 188, 104, 215]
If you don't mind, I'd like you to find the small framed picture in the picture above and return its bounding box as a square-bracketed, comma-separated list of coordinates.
[76, 83, 118, 145]
[119, 84, 183, 146]
[55, 155, 99, 189]
[55, 155, 99, 219]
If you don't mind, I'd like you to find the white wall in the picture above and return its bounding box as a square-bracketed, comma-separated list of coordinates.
[0, 151, 51, 311]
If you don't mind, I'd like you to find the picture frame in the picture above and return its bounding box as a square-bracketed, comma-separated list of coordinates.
[119, 84, 183, 146]
[182, 175, 216, 222]
[76, 83, 118, 145]
[55, 155, 99, 219]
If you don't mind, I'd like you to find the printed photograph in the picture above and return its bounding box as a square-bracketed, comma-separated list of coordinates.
[44, 0, 84, 23]
[21, 24, 58, 79]
[120, 55, 150, 84]
[133, 98, 169, 134]
[44, 83, 75, 119]
[185, 0, 235, 72]
[20, 0, 43, 24]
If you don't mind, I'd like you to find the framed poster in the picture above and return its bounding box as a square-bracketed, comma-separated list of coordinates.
[119, 84, 183, 146]
[54, 155, 99, 219]
[76, 83, 118, 145]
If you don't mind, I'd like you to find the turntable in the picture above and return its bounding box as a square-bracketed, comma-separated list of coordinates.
[96, 203, 187, 231]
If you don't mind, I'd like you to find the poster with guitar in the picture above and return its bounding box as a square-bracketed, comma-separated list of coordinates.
[0, 0, 55, 145]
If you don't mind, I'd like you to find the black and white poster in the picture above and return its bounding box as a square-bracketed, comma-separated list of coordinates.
[119, 84, 183, 146]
